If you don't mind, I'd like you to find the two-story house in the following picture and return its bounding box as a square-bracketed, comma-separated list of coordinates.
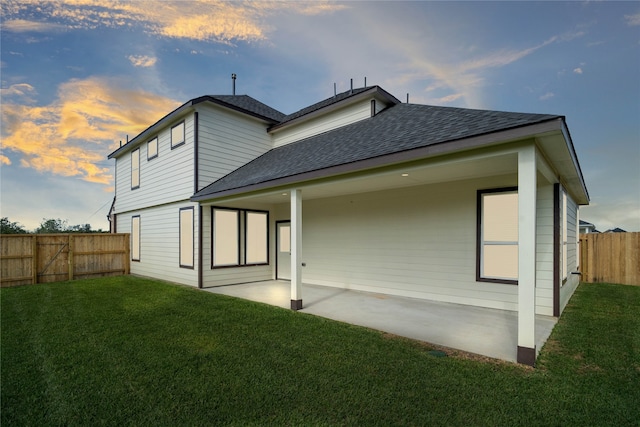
[108, 84, 589, 365]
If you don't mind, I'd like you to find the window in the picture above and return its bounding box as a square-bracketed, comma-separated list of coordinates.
[131, 216, 140, 261]
[180, 208, 194, 268]
[212, 207, 269, 268]
[477, 188, 518, 283]
[171, 121, 185, 148]
[213, 208, 240, 267]
[245, 211, 268, 264]
[147, 137, 158, 160]
[131, 148, 140, 189]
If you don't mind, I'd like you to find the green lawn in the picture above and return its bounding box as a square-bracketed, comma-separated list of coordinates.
[2, 277, 638, 426]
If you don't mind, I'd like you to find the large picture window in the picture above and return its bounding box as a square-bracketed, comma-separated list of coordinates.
[131, 216, 140, 261]
[477, 188, 518, 284]
[180, 208, 194, 268]
[212, 207, 269, 268]
[131, 148, 140, 189]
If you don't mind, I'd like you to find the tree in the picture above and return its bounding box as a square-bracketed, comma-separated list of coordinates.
[35, 218, 68, 234]
[68, 224, 92, 233]
[0, 217, 28, 234]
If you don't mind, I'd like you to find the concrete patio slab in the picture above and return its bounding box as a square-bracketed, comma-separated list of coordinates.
[203, 280, 557, 363]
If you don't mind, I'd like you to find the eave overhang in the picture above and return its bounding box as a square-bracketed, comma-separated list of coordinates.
[192, 118, 589, 204]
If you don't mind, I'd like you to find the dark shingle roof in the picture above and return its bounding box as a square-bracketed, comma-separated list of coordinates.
[200, 95, 286, 123]
[192, 103, 561, 200]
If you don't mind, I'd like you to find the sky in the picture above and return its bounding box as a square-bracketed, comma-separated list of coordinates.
[1, 0, 639, 232]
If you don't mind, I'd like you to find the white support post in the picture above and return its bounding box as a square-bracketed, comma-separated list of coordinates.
[518, 145, 537, 366]
[290, 189, 303, 310]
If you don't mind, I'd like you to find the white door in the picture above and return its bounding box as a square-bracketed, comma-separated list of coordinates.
[276, 221, 291, 280]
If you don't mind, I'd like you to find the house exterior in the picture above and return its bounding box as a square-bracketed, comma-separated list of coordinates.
[579, 219, 598, 234]
[108, 85, 589, 365]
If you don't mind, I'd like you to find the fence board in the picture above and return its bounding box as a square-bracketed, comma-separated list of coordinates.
[0, 234, 130, 287]
[580, 232, 640, 285]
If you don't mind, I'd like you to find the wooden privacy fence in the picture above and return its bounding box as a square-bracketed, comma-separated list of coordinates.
[580, 232, 640, 286]
[0, 234, 130, 287]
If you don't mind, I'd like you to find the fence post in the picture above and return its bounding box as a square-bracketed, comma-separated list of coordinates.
[32, 235, 38, 284]
[68, 234, 74, 281]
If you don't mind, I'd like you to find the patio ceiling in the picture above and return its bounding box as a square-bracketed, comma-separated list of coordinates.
[198, 147, 521, 206]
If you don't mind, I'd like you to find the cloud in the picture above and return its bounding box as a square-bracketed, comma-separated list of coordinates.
[573, 67, 583, 74]
[1, 19, 66, 32]
[433, 93, 464, 104]
[0, 155, 11, 165]
[3, 1, 345, 44]
[539, 92, 555, 101]
[127, 55, 157, 67]
[624, 13, 640, 26]
[0, 83, 37, 103]
[1, 77, 180, 185]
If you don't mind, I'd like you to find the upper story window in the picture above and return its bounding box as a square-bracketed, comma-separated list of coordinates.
[147, 137, 158, 160]
[131, 148, 140, 189]
[477, 188, 518, 284]
[171, 121, 185, 149]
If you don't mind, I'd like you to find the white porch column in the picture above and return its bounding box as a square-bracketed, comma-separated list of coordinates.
[290, 189, 303, 310]
[518, 145, 537, 366]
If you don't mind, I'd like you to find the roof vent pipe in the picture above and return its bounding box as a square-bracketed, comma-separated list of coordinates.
[350, 78, 353, 94]
[406, 93, 409, 103]
[232, 73, 237, 95]
[334, 83, 337, 98]
[364, 76, 367, 87]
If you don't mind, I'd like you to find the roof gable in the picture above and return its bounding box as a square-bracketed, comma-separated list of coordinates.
[193, 103, 561, 200]
[269, 86, 401, 132]
[108, 94, 284, 159]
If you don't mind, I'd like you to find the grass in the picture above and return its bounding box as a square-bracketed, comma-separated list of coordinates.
[2, 276, 639, 426]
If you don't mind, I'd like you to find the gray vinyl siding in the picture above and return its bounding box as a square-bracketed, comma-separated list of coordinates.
[197, 104, 272, 191]
[297, 177, 520, 311]
[115, 113, 195, 214]
[259, 176, 555, 315]
[535, 183, 554, 316]
[116, 202, 199, 287]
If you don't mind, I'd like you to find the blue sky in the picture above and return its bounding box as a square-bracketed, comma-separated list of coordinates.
[1, 1, 639, 232]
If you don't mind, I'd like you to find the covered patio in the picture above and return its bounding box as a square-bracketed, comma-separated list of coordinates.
[203, 280, 557, 364]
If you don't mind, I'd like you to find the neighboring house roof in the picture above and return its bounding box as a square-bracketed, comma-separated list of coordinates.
[605, 227, 626, 233]
[579, 220, 598, 233]
[108, 94, 285, 159]
[192, 103, 561, 201]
